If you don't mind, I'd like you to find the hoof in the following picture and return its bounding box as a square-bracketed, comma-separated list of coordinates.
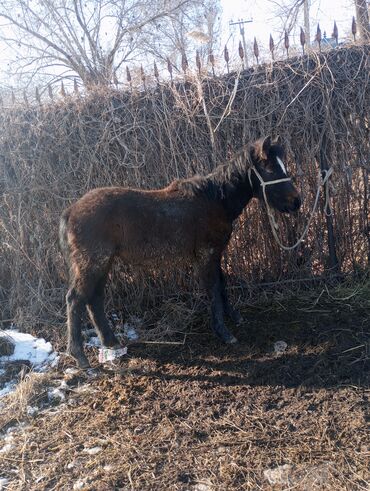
[225, 335, 238, 344]
[101, 335, 120, 348]
[228, 308, 242, 325]
[67, 350, 90, 369]
[77, 359, 91, 370]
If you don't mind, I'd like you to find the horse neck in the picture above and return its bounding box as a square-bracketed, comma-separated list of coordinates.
[210, 165, 254, 221]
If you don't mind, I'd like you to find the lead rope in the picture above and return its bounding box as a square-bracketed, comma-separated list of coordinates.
[248, 166, 333, 251]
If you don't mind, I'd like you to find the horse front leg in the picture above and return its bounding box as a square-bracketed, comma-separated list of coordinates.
[199, 257, 237, 344]
[219, 267, 242, 325]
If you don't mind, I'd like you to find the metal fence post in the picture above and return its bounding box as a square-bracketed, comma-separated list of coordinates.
[320, 133, 340, 273]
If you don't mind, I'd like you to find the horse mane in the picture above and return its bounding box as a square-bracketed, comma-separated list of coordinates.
[173, 146, 251, 200]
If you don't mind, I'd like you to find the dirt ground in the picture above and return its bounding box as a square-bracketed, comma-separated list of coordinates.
[0, 281, 369, 490]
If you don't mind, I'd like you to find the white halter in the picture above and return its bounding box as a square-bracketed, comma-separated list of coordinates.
[247, 164, 333, 251]
[247, 165, 292, 194]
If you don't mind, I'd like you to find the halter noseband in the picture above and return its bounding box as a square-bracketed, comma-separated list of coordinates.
[247, 165, 292, 191]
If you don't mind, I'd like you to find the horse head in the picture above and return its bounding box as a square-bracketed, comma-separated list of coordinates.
[249, 136, 301, 214]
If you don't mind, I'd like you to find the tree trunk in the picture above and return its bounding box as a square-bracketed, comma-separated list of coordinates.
[304, 0, 311, 47]
[355, 0, 370, 42]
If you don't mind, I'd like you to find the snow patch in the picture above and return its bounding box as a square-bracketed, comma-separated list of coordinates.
[73, 480, 86, 490]
[0, 381, 15, 398]
[123, 316, 141, 340]
[0, 478, 9, 489]
[0, 329, 58, 399]
[0, 443, 13, 454]
[65, 368, 79, 375]
[48, 387, 66, 402]
[264, 464, 292, 486]
[193, 484, 212, 491]
[83, 446, 102, 455]
[0, 330, 57, 369]
[274, 340, 288, 356]
[85, 336, 101, 347]
[0, 433, 15, 454]
[26, 406, 39, 417]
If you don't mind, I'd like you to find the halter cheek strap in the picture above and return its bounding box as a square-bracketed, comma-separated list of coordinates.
[248, 164, 334, 251]
[247, 166, 292, 191]
[247, 166, 292, 232]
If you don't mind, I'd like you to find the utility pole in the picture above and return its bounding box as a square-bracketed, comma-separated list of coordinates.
[229, 18, 253, 67]
[303, 0, 311, 46]
[354, 0, 370, 42]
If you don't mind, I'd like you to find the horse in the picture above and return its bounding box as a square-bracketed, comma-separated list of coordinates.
[60, 136, 301, 368]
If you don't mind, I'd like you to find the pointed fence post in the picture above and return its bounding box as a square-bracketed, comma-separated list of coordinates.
[181, 51, 188, 76]
[209, 52, 215, 77]
[48, 85, 53, 101]
[23, 90, 29, 106]
[316, 23, 322, 51]
[196, 50, 201, 76]
[269, 34, 275, 61]
[253, 37, 259, 64]
[284, 30, 290, 58]
[300, 27, 306, 55]
[35, 87, 41, 104]
[126, 66, 132, 91]
[11, 89, 15, 105]
[154, 61, 159, 86]
[141, 65, 146, 91]
[74, 78, 79, 95]
[332, 21, 338, 45]
[238, 40, 245, 67]
[167, 57, 173, 86]
[352, 16, 357, 41]
[113, 72, 119, 87]
[224, 45, 229, 73]
[60, 81, 66, 97]
[320, 133, 340, 273]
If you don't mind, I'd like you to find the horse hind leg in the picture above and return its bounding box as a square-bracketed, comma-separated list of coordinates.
[86, 275, 120, 349]
[67, 258, 116, 368]
[66, 286, 90, 369]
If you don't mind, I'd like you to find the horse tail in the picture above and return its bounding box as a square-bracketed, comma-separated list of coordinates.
[59, 208, 72, 275]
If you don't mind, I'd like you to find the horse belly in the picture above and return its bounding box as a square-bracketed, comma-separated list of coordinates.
[117, 211, 196, 267]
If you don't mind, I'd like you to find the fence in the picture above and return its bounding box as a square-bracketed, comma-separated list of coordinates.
[0, 41, 369, 330]
[0, 18, 364, 104]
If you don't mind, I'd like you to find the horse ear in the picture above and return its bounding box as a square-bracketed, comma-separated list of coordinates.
[273, 135, 281, 145]
[261, 136, 272, 159]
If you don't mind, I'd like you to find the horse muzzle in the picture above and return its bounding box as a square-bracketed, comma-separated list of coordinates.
[285, 195, 301, 213]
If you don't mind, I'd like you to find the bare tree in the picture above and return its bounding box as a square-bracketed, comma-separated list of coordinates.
[142, 0, 221, 72]
[0, 0, 206, 88]
[268, 0, 313, 45]
[354, 0, 370, 41]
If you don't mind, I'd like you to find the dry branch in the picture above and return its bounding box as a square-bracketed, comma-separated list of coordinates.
[0, 45, 369, 335]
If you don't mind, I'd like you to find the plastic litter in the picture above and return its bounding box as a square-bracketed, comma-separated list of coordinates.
[274, 340, 288, 355]
[98, 347, 127, 363]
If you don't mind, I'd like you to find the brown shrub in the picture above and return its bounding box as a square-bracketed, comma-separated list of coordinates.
[0, 45, 369, 337]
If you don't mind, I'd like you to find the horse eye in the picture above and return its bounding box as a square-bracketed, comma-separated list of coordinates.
[262, 161, 274, 173]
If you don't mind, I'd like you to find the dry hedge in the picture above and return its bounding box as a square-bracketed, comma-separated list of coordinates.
[0, 45, 369, 334]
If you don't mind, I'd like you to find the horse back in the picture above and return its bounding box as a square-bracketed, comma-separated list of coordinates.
[63, 185, 232, 266]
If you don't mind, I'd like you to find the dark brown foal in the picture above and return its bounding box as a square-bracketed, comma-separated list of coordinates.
[60, 136, 301, 368]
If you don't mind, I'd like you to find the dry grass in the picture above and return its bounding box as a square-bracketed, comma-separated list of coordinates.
[0, 44, 369, 341]
[0, 281, 368, 490]
[0, 334, 14, 356]
[0, 371, 51, 429]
